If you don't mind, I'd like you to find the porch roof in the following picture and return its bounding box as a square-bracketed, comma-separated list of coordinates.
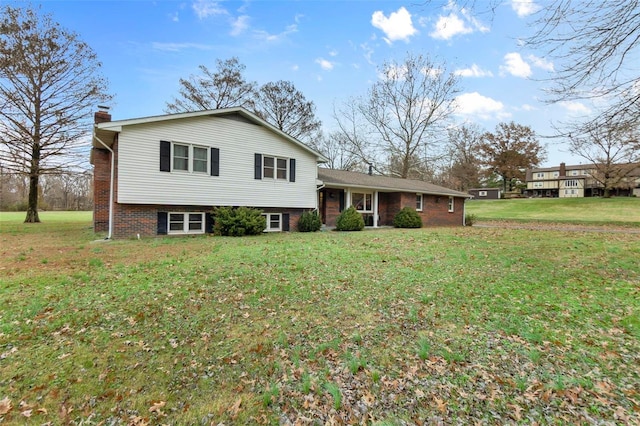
[318, 168, 471, 198]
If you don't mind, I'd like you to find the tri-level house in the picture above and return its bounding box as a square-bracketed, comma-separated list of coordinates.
[525, 162, 640, 198]
[91, 107, 470, 238]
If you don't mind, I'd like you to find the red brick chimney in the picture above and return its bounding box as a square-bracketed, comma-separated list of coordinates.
[559, 162, 566, 177]
[94, 106, 111, 124]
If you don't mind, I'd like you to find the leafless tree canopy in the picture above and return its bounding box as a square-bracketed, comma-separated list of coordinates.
[527, 0, 640, 130]
[0, 5, 111, 222]
[441, 124, 484, 191]
[568, 123, 640, 197]
[165, 57, 257, 113]
[476, 122, 546, 192]
[334, 53, 460, 179]
[253, 80, 322, 143]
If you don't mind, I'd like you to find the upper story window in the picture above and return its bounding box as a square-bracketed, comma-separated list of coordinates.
[448, 196, 454, 213]
[553, 172, 559, 177]
[352, 192, 372, 212]
[416, 194, 423, 211]
[258, 155, 292, 181]
[565, 179, 579, 187]
[160, 141, 219, 176]
[570, 170, 579, 176]
[536, 172, 544, 179]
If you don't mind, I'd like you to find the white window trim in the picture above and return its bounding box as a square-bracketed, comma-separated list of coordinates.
[262, 155, 288, 181]
[262, 213, 282, 232]
[172, 142, 209, 174]
[448, 196, 455, 213]
[352, 192, 373, 213]
[416, 193, 423, 211]
[478, 190, 487, 197]
[168, 212, 205, 235]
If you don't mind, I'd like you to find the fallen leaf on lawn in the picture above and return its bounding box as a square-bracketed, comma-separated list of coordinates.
[362, 391, 375, 406]
[0, 397, 12, 414]
[149, 400, 166, 414]
[434, 397, 447, 414]
[228, 397, 242, 419]
[37, 407, 48, 415]
[21, 409, 32, 417]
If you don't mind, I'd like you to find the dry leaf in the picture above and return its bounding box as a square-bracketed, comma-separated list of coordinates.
[149, 400, 166, 414]
[0, 397, 12, 415]
[228, 397, 242, 419]
[21, 409, 32, 417]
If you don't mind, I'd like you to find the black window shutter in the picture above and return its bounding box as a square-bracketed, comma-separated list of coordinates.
[205, 212, 214, 233]
[157, 212, 168, 235]
[211, 148, 220, 176]
[160, 141, 171, 172]
[282, 213, 290, 231]
[254, 153, 262, 180]
[289, 159, 296, 182]
[338, 191, 345, 212]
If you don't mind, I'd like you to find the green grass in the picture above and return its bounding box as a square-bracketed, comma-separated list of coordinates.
[0, 213, 639, 424]
[466, 197, 640, 225]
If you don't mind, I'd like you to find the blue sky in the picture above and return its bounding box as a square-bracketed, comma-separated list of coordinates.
[28, 0, 595, 166]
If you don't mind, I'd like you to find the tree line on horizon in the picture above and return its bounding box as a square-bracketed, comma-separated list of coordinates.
[1, 2, 639, 220]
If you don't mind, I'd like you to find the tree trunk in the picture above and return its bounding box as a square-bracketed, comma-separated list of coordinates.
[24, 173, 40, 222]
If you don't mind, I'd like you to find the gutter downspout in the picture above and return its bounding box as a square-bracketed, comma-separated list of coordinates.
[463, 198, 467, 227]
[93, 134, 114, 240]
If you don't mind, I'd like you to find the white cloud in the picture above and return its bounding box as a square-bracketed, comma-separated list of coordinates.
[291, 64, 299, 71]
[500, 52, 531, 78]
[511, 0, 540, 18]
[455, 64, 493, 78]
[455, 92, 508, 120]
[168, 12, 179, 22]
[527, 54, 554, 72]
[521, 104, 536, 111]
[192, 0, 227, 19]
[371, 7, 417, 44]
[254, 24, 298, 43]
[230, 15, 250, 36]
[430, 13, 472, 40]
[316, 58, 335, 71]
[559, 101, 592, 115]
[429, 2, 489, 40]
[328, 49, 338, 57]
[151, 42, 213, 52]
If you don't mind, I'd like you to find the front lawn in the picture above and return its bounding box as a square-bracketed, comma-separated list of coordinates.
[466, 197, 640, 226]
[1, 218, 639, 424]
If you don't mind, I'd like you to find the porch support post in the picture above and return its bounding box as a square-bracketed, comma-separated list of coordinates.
[373, 191, 379, 227]
[345, 188, 351, 208]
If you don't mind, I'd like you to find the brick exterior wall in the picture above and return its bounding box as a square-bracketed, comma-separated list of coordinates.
[92, 147, 112, 233]
[320, 188, 465, 227]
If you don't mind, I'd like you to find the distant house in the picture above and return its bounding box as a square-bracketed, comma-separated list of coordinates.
[317, 169, 471, 228]
[525, 162, 640, 198]
[468, 188, 502, 200]
[91, 107, 471, 238]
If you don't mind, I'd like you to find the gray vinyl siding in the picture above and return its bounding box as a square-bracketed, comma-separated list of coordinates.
[116, 116, 318, 208]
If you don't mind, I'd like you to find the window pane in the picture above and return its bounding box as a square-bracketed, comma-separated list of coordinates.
[193, 147, 207, 160]
[263, 156, 274, 178]
[188, 213, 203, 231]
[169, 213, 184, 231]
[365, 194, 372, 211]
[269, 214, 280, 229]
[352, 193, 364, 211]
[173, 144, 189, 171]
[416, 194, 422, 209]
[276, 158, 287, 180]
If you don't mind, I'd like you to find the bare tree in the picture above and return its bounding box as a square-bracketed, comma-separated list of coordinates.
[568, 123, 639, 197]
[165, 57, 257, 113]
[311, 132, 362, 171]
[253, 80, 322, 143]
[527, 1, 640, 131]
[442, 124, 484, 191]
[0, 5, 111, 222]
[356, 53, 460, 179]
[477, 122, 546, 193]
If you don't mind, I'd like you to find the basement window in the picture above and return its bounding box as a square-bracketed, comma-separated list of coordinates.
[168, 212, 205, 234]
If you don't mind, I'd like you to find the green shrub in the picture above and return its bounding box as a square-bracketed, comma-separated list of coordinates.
[393, 207, 422, 228]
[335, 206, 364, 231]
[465, 213, 478, 226]
[212, 206, 266, 236]
[297, 210, 322, 232]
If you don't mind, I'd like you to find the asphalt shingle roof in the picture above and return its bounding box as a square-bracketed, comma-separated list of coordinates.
[318, 168, 471, 198]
